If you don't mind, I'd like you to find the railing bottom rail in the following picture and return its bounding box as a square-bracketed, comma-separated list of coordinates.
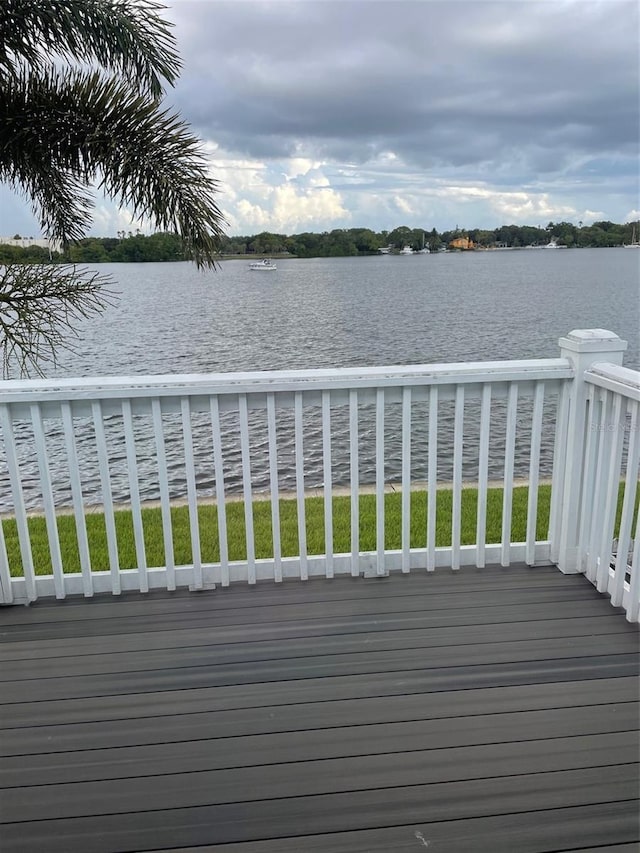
[5, 542, 554, 605]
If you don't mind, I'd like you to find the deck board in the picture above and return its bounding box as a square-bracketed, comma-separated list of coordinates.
[137, 806, 640, 853]
[1, 564, 638, 852]
[1, 628, 634, 684]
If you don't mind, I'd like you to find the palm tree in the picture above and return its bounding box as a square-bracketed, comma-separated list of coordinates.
[0, 0, 226, 374]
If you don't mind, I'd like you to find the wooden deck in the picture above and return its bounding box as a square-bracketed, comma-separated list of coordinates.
[0, 564, 638, 852]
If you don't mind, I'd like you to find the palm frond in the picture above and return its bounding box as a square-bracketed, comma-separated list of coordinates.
[0, 263, 116, 376]
[0, 68, 227, 261]
[0, 0, 180, 97]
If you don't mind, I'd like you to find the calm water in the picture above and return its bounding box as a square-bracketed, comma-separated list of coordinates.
[51, 248, 639, 376]
[2, 249, 639, 510]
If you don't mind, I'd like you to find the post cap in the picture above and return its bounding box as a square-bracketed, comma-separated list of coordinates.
[558, 329, 628, 353]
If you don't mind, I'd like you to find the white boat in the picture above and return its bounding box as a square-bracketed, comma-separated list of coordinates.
[399, 245, 414, 255]
[623, 224, 640, 248]
[249, 258, 277, 270]
[524, 239, 566, 249]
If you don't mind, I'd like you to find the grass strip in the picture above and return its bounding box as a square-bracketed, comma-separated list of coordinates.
[4, 483, 637, 577]
[4, 485, 557, 576]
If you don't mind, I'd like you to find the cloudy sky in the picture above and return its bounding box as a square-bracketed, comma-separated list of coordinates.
[2, 0, 639, 237]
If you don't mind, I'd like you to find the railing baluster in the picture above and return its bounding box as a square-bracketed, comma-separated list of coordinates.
[0, 514, 12, 605]
[266, 393, 282, 582]
[239, 393, 256, 584]
[376, 388, 386, 575]
[501, 383, 519, 566]
[30, 403, 65, 599]
[427, 386, 438, 571]
[181, 397, 202, 590]
[91, 401, 120, 594]
[610, 398, 639, 607]
[0, 405, 35, 601]
[401, 386, 412, 573]
[294, 391, 307, 580]
[577, 385, 599, 573]
[451, 385, 465, 570]
[476, 383, 491, 568]
[151, 398, 175, 591]
[596, 392, 625, 593]
[525, 381, 545, 566]
[210, 396, 229, 586]
[122, 399, 148, 593]
[322, 390, 334, 579]
[627, 509, 640, 623]
[586, 389, 611, 582]
[549, 382, 570, 563]
[61, 401, 93, 597]
[349, 389, 359, 577]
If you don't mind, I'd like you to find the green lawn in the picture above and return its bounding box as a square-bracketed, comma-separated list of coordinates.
[4, 485, 554, 576]
[4, 481, 637, 577]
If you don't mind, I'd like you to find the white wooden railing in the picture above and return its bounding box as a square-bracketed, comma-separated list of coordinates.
[579, 362, 640, 620]
[0, 329, 638, 622]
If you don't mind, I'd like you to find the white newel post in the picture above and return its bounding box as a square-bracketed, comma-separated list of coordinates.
[554, 329, 627, 573]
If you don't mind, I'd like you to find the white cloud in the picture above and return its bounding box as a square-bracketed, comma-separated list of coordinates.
[271, 184, 349, 232]
[393, 196, 415, 215]
[92, 204, 148, 236]
[307, 173, 331, 189]
[231, 199, 272, 232]
[222, 178, 348, 234]
[581, 209, 605, 222]
[423, 184, 576, 222]
[490, 192, 576, 222]
[285, 158, 322, 180]
[208, 157, 269, 199]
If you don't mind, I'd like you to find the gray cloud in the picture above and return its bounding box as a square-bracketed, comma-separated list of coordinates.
[1, 0, 637, 237]
[167, 0, 638, 178]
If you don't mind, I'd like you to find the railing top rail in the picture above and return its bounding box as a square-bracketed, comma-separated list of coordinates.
[0, 358, 573, 403]
[585, 361, 640, 402]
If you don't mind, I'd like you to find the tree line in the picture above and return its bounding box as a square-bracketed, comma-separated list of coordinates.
[2, 220, 636, 265]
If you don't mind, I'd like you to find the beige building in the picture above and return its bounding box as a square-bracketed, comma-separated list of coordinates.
[448, 235, 475, 250]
